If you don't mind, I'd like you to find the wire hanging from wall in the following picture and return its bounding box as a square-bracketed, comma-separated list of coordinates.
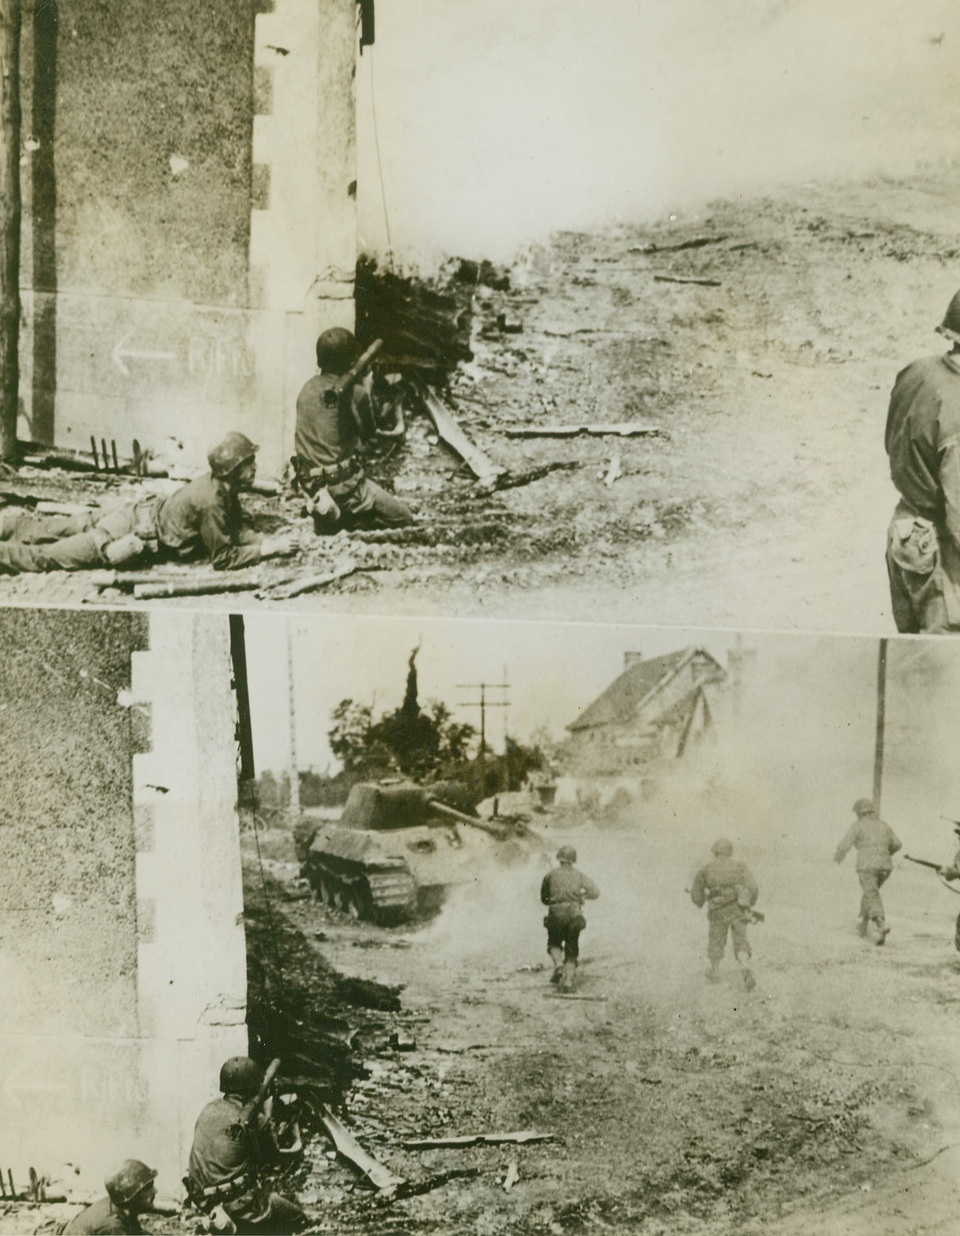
[368, 46, 394, 270]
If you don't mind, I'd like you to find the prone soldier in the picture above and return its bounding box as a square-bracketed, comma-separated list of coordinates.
[540, 845, 600, 992]
[0, 433, 296, 575]
[61, 1159, 158, 1235]
[185, 1056, 307, 1235]
[690, 838, 760, 990]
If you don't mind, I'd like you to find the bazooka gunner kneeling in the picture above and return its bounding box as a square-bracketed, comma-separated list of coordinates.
[690, 838, 761, 990]
[185, 1057, 307, 1235]
[540, 846, 600, 992]
[0, 433, 296, 574]
[62, 1159, 158, 1235]
[294, 327, 415, 532]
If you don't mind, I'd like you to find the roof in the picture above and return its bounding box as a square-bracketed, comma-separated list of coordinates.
[568, 647, 725, 732]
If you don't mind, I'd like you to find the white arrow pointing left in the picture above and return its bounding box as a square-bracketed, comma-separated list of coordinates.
[111, 331, 179, 377]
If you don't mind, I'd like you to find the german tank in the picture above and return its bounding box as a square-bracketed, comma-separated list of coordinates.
[297, 782, 542, 923]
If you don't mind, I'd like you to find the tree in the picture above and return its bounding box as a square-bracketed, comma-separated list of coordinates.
[327, 647, 477, 782]
[0, 0, 21, 464]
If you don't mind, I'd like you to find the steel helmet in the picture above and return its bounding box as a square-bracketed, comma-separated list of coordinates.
[315, 327, 360, 375]
[711, 837, 734, 857]
[556, 845, 577, 863]
[853, 798, 875, 817]
[105, 1160, 157, 1208]
[219, 1056, 263, 1098]
[207, 432, 259, 478]
[936, 290, 960, 344]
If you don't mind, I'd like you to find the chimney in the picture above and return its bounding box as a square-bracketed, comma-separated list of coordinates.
[623, 651, 643, 671]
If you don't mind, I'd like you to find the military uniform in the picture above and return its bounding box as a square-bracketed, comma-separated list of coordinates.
[885, 352, 960, 632]
[0, 474, 264, 574]
[541, 857, 599, 991]
[61, 1197, 143, 1235]
[294, 372, 414, 530]
[834, 806, 901, 940]
[690, 853, 759, 973]
[186, 1094, 305, 1234]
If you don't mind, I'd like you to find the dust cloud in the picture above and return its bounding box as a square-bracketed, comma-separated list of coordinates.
[417, 634, 960, 990]
[358, 0, 960, 265]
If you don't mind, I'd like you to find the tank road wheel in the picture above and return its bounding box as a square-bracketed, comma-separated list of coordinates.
[344, 882, 373, 921]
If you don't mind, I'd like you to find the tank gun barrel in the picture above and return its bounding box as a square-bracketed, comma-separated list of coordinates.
[426, 798, 511, 838]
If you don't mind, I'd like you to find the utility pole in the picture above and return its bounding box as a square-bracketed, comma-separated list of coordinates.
[0, 0, 21, 464]
[457, 678, 509, 797]
[873, 638, 887, 813]
[287, 623, 300, 811]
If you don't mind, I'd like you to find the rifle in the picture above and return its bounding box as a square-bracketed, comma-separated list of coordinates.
[904, 854, 960, 895]
[323, 339, 384, 407]
[904, 854, 943, 872]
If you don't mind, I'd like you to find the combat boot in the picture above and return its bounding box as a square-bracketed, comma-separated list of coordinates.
[548, 947, 564, 984]
[741, 968, 756, 991]
[559, 960, 577, 992]
[875, 922, 890, 946]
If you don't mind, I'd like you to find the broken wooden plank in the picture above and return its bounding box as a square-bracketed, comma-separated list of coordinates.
[261, 562, 371, 600]
[384, 1168, 481, 1203]
[493, 461, 578, 492]
[653, 274, 722, 287]
[503, 422, 661, 440]
[544, 993, 609, 1002]
[319, 1104, 405, 1192]
[502, 1161, 519, 1192]
[414, 381, 507, 486]
[629, 234, 728, 254]
[402, 1131, 557, 1150]
[133, 577, 262, 601]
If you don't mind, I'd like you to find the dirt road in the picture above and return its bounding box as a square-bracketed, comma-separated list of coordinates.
[247, 818, 960, 1236]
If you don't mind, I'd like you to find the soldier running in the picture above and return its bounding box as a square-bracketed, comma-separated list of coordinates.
[690, 838, 760, 990]
[0, 432, 296, 574]
[540, 845, 600, 992]
[834, 797, 902, 944]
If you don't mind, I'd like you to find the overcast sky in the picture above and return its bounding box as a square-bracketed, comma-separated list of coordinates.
[245, 613, 742, 774]
[356, 0, 960, 265]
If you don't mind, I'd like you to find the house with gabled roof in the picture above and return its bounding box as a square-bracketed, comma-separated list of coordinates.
[562, 647, 726, 777]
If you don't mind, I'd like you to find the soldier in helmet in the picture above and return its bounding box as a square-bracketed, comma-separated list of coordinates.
[540, 845, 600, 992]
[834, 797, 902, 944]
[885, 290, 960, 632]
[690, 838, 760, 989]
[62, 1159, 157, 1234]
[0, 431, 296, 574]
[185, 1056, 307, 1234]
[294, 327, 415, 532]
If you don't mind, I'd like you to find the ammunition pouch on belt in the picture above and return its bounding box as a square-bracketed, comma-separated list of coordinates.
[292, 454, 364, 496]
[183, 1171, 254, 1213]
